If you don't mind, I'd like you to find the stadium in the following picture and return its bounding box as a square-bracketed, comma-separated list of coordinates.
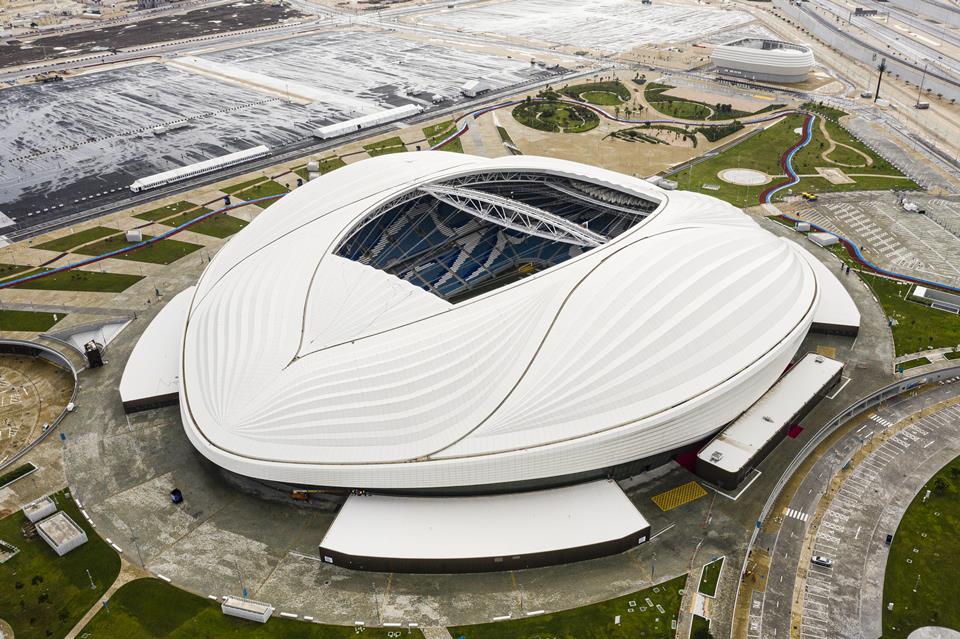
[711, 38, 816, 84]
[122, 151, 854, 494]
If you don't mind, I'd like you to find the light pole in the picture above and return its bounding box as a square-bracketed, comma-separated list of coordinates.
[915, 63, 928, 108]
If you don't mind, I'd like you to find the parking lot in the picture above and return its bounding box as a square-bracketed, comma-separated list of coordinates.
[755, 381, 960, 639]
[800, 401, 960, 639]
[790, 193, 960, 287]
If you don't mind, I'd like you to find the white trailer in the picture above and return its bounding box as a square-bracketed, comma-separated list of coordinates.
[129, 145, 270, 192]
[314, 104, 423, 140]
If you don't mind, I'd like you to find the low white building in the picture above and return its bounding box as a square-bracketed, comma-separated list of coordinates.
[35, 512, 88, 556]
[221, 596, 274, 623]
[22, 496, 56, 524]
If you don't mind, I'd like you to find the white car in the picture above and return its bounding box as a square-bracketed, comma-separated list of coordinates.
[811, 555, 833, 568]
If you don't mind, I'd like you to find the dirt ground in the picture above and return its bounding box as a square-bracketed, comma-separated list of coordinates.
[0, 355, 74, 464]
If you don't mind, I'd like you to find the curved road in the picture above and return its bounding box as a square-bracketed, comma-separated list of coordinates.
[756, 379, 960, 639]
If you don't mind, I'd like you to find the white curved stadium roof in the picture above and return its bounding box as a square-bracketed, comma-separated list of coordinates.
[177, 152, 829, 489]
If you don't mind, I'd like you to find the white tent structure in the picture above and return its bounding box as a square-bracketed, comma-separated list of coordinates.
[123, 152, 858, 491]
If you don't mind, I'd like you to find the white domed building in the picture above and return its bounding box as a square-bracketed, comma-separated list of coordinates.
[121, 151, 856, 494]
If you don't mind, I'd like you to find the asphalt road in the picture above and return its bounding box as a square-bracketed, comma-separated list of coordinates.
[755, 378, 960, 639]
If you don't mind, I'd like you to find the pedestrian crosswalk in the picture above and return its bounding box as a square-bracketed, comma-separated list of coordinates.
[870, 414, 893, 428]
[785, 507, 810, 522]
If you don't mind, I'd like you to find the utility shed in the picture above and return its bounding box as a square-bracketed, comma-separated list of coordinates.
[696, 353, 844, 489]
[221, 596, 274, 623]
[22, 496, 56, 523]
[807, 232, 838, 248]
[318, 480, 650, 573]
[35, 512, 88, 556]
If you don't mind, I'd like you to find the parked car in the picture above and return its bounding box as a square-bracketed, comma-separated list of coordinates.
[811, 555, 833, 568]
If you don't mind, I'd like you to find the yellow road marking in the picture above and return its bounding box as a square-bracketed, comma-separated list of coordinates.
[651, 481, 708, 511]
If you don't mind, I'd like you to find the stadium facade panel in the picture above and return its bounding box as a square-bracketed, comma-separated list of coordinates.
[174, 152, 827, 491]
[711, 38, 816, 84]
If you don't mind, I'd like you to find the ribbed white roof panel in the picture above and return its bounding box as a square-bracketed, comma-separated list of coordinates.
[711, 39, 815, 77]
[178, 152, 824, 489]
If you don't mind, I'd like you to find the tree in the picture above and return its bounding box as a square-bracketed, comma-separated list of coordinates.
[692, 625, 715, 639]
[874, 57, 887, 102]
[932, 477, 949, 495]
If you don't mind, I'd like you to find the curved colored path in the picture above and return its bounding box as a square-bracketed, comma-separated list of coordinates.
[753, 113, 960, 294]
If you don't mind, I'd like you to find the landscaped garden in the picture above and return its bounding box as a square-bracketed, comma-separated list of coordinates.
[643, 83, 784, 122]
[882, 455, 960, 637]
[512, 98, 599, 133]
[0, 489, 121, 639]
[561, 80, 631, 106]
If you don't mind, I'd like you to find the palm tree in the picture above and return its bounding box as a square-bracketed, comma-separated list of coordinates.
[874, 58, 887, 102]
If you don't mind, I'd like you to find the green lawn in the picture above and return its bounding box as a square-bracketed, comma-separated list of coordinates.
[154, 209, 247, 239]
[74, 234, 202, 265]
[231, 180, 290, 208]
[132, 201, 201, 223]
[512, 100, 599, 133]
[133, 202, 240, 237]
[562, 80, 630, 105]
[697, 557, 723, 597]
[0, 488, 121, 639]
[691, 614, 712, 639]
[670, 106, 919, 208]
[791, 105, 917, 190]
[0, 310, 65, 332]
[220, 176, 267, 195]
[858, 273, 960, 356]
[34, 227, 119, 253]
[0, 462, 36, 488]
[364, 136, 409, 157]
[899, 357, 932, 371]
[882, 455, 960, 637]
[945, 351, 960, 360]
[671, 114, 803, 207]
[8, 269, 143, 293]
[293, 156, 348, 181]
[450, 575, 685, 639]
[0, 263, 31, 278]
[423, 120, 464, 153]
[80, 578, 422, 639]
